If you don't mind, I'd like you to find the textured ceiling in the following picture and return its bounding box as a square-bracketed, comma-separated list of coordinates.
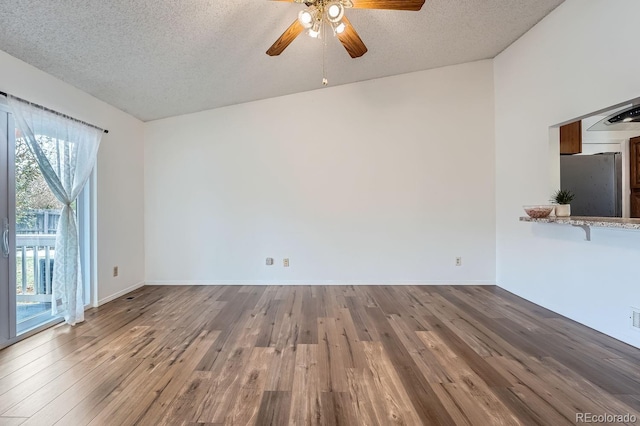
[0, 0, 564, 121]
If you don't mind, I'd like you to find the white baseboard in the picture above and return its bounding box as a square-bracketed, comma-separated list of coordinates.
[97, 281, 145, 306]
[97, 280, 494, 307]
[144, 280, 495, 286]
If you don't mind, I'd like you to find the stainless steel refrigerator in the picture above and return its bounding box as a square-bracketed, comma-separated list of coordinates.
[560, 152, 622, 217]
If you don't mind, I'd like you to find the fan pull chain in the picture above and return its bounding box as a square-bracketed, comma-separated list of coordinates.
[322, 20, 328, 86]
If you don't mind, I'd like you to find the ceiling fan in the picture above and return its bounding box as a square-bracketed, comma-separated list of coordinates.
[266, 0, 426, 59]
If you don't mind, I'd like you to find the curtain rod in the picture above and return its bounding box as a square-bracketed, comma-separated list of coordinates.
[0, 91, 108, 134]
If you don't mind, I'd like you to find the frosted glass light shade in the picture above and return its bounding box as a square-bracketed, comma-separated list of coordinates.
[298, 10, 313, 28]
[326, 2, 344, 23]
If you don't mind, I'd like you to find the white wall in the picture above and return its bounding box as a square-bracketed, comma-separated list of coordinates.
[145, 60, 496, 285]
[0, 50, 146, 305]
[495, 0, 640, 348]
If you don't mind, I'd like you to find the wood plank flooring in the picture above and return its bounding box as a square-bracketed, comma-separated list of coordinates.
[1, 285, 639, 425]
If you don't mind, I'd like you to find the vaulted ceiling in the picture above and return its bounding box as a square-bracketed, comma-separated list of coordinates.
[0, 0, 564, 121]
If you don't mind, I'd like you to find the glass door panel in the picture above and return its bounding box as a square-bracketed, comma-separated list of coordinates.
[15, 127, 64, 333]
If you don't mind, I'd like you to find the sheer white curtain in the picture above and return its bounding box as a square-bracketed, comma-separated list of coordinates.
[8, 96, 102, 325]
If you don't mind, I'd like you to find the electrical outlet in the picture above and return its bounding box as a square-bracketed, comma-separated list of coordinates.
[113, 266, 119, 277]
[455, 257, 462, 267]
[266, 257, 274, 266]
[283, 258, 290, 267]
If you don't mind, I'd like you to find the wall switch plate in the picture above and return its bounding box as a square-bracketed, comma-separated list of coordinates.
[455, 257, 462, 266]
[266, 257, 274, 266]
[113, 266, 119, 277]
[283, 258, 290, 267]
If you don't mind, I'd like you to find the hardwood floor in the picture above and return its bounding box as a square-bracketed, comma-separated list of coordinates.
[1, 285, 639, 425]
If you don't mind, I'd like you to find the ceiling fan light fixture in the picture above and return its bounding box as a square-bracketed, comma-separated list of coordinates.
[298, 8, 315, 28]
[326, 2, 344, 23]
[308, 20, 321, 38]
[268, 0, 424, 59]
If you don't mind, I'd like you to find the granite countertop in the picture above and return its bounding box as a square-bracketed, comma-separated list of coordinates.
[519, 216, 640, 230]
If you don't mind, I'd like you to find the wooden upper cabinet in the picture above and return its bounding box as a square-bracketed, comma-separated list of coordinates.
[560, 121, 582, 154]
[631, 137, 640, 189]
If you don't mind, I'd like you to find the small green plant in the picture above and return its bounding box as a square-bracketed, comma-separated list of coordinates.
[551, 189, 575, 204]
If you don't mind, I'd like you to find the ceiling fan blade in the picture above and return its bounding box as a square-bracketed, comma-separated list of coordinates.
[351, 0, 425, 11]
[337, 16, 368, 58]
[266, 20, 305, 56]
[270, 0, 310, 3]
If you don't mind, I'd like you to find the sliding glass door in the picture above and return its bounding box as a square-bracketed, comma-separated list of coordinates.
[0, 104, 66, 346]
[0, 106, 16, 347]
[0, 103, 93, 347]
